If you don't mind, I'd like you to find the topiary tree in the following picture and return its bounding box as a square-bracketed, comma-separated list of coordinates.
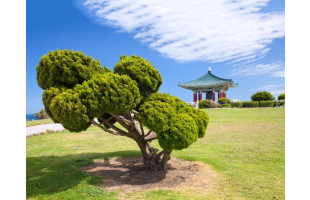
[37, 49, 209, 171]
[251, 91, 275, 102]
[278, 93, 285, 100]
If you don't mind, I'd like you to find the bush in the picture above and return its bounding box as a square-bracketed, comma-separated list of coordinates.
[231, 101, 243, 108]
[274, 100, 285, 107]
[34, 109, 50, 119]
[251, 91, 275, 101]
[199, 99, 218, 108]
[259, 101, 275, 107]
[242, 101, 259, 108]
[218, 98, 231, 105]
[218, 103, 231, 108]
[278, 93, 285, 100]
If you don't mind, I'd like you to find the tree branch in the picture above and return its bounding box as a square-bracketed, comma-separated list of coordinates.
[135, 116, 145, 136]
[104, 120, 130, 136]
[132, 110, 139, 115]
[92, 120, 122, 136]
[144, 130, 153, 137]
[145, 137, 157, 142]
[108, 112, 132, 125]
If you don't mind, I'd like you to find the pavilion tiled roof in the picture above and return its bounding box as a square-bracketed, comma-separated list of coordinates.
[178, 70, 238, 90]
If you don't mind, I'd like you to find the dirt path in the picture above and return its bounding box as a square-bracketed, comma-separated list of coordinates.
[26, 123, 64, 137]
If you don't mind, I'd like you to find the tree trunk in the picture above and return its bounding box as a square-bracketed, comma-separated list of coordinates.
[94, 111, 172, 171]
[134, 136, 171, 171]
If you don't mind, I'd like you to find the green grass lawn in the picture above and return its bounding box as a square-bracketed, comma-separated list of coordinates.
[26, 108, 285, 200]
[26, 118, 54, 127]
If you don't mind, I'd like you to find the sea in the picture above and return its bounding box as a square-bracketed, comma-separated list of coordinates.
[26, 114, 38, 121]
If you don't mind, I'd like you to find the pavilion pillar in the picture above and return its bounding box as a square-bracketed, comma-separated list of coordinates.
[199, 91, 202, 101]
[218, 91, 220, 99]
[212, 91, 215, 101]
[193, 92, 197, 102]
[223, 91, 226, 98]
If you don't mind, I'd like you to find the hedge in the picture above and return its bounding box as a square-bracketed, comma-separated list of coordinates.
[242, 101, 259, 108]
[259, 101, 275, 107]
[231, 101, 243, 108]
[218, 103, 231, 108]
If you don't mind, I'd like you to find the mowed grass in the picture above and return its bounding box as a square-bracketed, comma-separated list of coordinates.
[26, 108, 285, 200]
[26, 118, 54, 127]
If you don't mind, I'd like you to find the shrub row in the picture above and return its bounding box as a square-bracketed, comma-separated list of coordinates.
[199, 99, 284, 109]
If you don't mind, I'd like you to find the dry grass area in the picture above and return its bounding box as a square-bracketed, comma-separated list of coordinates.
[82, 157, 219, 194]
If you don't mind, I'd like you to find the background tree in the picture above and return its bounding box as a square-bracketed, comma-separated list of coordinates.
[251, 91, 275, 102]
[278, 93, 285, 100]
[34, 109, 50, 120]
[37, 50, 209, 171]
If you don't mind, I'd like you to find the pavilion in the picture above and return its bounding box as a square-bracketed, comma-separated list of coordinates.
[178, 67, 238, 103]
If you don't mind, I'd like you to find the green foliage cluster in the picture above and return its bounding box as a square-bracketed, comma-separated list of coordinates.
[278, 93, 285, 100]
[217, 98, 231, 105]
[43, 73, 141, 132]
[37, 50, 144, 132]
[242, 101, 260, 108]
[36, 49, 109, 89]
[218, 103, 232, 108]
[259, 101, 275, 107]
[198, 99, 218, 108]
[158, 114, 198, 150]
[34, 109, 50, 119]
[139, 93, 209, 150]
[251, 91, 275, 101]
[114, 55, 162, 97]
[231, 101, 243, 108]
[37, 49, 209, 151]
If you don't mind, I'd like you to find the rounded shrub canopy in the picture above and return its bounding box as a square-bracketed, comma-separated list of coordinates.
[143, 93, 209, 138]
[50, 91, 91, 132]
[139, 92, 209, 150]
[139, 100, 176, 133]
[114, 55, 162, 97]
[42, 87, 63, 123]
[36, 49, 108, 89]
[157, 114, 198, 150]
[85, 73, 142, 113]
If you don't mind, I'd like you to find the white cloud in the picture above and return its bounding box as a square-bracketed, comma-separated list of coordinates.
[257, 84, 285, 96]
[78, 0, 284, 64]
[270, 90, 285, 96]
[230, 61, 285, 77]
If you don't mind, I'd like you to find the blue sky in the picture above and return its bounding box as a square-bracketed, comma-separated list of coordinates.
[26, 0, 285, 114]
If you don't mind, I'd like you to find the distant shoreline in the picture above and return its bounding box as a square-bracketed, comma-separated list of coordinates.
[26, 114, 38, 120]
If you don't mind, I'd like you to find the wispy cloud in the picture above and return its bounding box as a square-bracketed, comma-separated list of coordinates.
[78, 0, 284, 64]
[257, 84, 285, 96]
[230, 61, 285, 77]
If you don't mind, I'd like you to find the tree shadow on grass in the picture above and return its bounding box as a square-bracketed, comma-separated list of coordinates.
[81, 157, 174, 190]
[26, 151, 141, 198]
